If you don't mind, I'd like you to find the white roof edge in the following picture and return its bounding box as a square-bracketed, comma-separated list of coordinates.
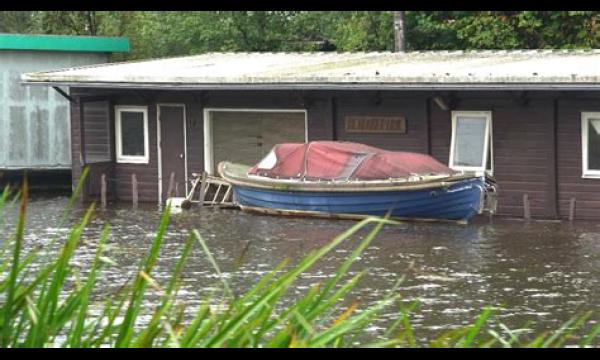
[22, 80, 600, 91]
[20, 50, 600, 86]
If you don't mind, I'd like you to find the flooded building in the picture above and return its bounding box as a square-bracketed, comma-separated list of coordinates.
[0, 33, 129, 187]
[20, 51, 600, 219]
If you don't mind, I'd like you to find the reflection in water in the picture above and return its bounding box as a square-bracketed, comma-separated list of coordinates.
[3, 194, 600, 344]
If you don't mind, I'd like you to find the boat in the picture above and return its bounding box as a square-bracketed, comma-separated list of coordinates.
[217, 141, 496, 223]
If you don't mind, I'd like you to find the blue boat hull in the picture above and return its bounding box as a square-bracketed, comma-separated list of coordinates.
[232, 177, 486, 222]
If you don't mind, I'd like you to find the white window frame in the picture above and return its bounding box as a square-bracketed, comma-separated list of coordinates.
[449, 111, 493, 175]
[115, 105, 149, 164]
[203, 108, 308, 175]
[581, 112, 600, 179]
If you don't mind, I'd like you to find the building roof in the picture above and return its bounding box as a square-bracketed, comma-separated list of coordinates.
[21, 50, 600, 90]
[0, 33, 129, 53]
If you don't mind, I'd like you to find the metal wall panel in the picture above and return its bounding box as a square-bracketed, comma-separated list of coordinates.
[0, 50, 107, 169]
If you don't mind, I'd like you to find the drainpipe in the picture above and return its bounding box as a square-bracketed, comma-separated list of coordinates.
[394, 11, 406, 52]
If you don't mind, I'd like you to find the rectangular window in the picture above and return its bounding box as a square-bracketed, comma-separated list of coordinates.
[115, 106, 149, 164]
[581, 112, 600, 178]
[449, 111, 493, 175]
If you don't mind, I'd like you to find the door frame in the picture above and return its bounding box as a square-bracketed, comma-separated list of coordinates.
[157, 103, 188, 204]
[203, 108, 308, 175]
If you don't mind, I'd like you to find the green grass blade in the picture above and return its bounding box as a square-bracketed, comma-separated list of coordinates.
[487, 329, 511, 348]
[308, 294, 400, 347]
[115, 204, 171, 347]
[132, 234, 195, 347]
[397, 304, 418, 348]
[193, 230, 233, 299]
[265, 272, 365, 347]
[178, 304, 210, 347]
[1, 178, 28, 347]
[192, 219, 373, 347]
[541, 311, 592, 348]
[86, 291, 129, 347]
[314, 216, 395, 305]
[68, 224, 111, 348]
[382, 300, 418, 342]
[23, 203, 95, 347]
[0, 186, 10, 232]
[457, 306, 493, 348]
[31, 167, 91, 272]
[579, 321, 600, 347]
[233, 258, 290, 310]
[360, 339, 403, 348]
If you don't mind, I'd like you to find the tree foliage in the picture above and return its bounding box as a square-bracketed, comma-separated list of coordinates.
[0, 11, 34, 33]
[2, 11, 600, 60]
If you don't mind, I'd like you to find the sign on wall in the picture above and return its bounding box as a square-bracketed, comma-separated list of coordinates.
[344, 116, 406, 134]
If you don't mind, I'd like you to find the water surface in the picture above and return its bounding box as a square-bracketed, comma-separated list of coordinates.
[4, 194, 600, 345]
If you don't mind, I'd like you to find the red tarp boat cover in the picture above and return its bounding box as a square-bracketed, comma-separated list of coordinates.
[248, 141, 458, 181]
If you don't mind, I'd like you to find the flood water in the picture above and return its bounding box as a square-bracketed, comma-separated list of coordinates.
[3, 194, 600, 345]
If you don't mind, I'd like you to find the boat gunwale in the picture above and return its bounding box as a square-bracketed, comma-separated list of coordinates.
[218, 161, 483, 193]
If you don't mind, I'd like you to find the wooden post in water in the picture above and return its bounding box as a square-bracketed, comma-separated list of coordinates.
[167, 172, 176, 198]
[198, 172, 208, 207]
[132, 173, 138, 208]
[100, 173, 107, 209]
[523, 194, 531, 220]
[569, 198, 576, 221]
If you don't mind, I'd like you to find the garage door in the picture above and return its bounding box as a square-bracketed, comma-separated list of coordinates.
[210, 110, 306, 172]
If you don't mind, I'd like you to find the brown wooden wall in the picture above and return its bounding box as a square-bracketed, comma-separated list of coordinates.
[71, 90, 334, 204]
[69, 88, 600, 220]
[430, 95, 555, 218]
[557, 98, 600, 220]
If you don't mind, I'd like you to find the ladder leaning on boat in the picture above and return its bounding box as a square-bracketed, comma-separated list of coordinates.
[167, 172, 235, 209]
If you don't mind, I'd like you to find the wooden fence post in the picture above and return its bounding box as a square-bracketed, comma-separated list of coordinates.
[569, 198, 576, 222]
[523, 194, 531, 220]
[198, 172, 208, 207]
[167, 172, 176, 199]
[132, 173, 138, 208]
[100, 173, 107, 209]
